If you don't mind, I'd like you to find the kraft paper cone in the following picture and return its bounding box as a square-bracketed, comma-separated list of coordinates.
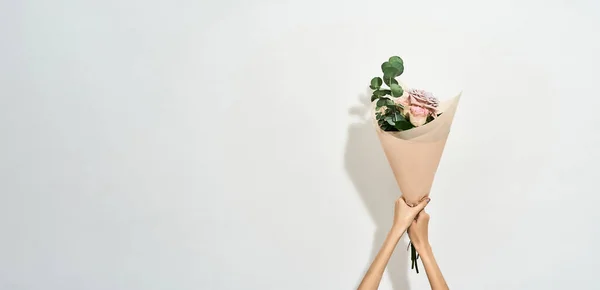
[374, 93, 461, 205]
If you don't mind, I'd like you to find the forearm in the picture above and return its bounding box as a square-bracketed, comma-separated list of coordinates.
[417, 245, 448, 290]
[357, 226, 406, 290]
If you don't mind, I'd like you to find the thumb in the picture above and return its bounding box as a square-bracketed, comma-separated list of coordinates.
[411, 197, 430, 214]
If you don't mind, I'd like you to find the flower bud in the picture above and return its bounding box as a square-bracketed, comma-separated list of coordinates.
[394, 95, 410, 117]
[377, 106, 388, 115]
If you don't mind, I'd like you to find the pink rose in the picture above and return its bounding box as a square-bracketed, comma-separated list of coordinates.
[399, 89, 439, 127]
[407, 89, 439, 113]
[408, 106, 429, 127]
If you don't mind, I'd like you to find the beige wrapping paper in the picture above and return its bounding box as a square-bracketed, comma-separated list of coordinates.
[373, 93, 462, 205]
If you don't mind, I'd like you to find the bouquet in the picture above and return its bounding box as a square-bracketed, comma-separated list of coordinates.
[369, 56, 461, 273]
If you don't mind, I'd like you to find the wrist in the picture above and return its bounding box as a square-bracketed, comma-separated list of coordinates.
[389, 225, 407, 238]
[414, 243, 432, 256]
[391, 222, 409, 233]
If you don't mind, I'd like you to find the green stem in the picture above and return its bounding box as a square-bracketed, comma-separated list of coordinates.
[410, 242, 420, 274]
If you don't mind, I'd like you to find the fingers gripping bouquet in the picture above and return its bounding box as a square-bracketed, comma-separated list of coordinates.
[369, 56, 461, 273]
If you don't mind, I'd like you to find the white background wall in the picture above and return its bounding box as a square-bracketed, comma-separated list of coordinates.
[2, 0, 600, 289]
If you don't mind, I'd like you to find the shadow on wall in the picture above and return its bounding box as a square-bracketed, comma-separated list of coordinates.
[344, 90, 411, 290]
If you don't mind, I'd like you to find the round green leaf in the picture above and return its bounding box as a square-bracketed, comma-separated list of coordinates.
[376, 98, 387, 108]
[386, 56, 404, 76]
[381, 62, 400, 77]
[390, 84, 404, 97]
[394, 119, 414, 131]
[389, 56, 404, 65]
[374, 89, 391, 97]
[370, 77, 383, 90]
[390, 61, 404, 76]
[385, 116, 395, 126]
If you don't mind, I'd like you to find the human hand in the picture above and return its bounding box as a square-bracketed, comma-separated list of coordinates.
[407, 210, 431, 251]
[392, 196, 430, 231]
